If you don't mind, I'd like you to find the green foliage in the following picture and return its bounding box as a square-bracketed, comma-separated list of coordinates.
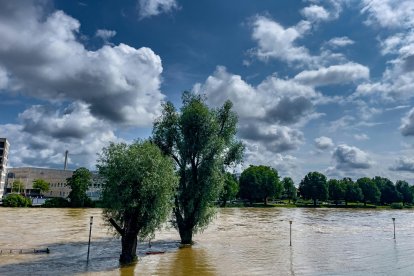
[299, 172, 328, 206]
[357, 177, 380, 205]
[282, 177, 297, 203]
[328, 179, 345, 203]
[219, 173, 239, 207]
[373, 176, 401, 204]
[33, 179, 50, 194]
[152, 92, 244, 243]
[390, 202, 403, 209]
[395, 180, 413, 205]
[12, 180, 24, 193]
[98, 140, 178, 241]
[66, 167, 92, 207]
[3, 194, 31, 207]
[239, 165, 282, 205]
[342, 178, 363, 204]
[42, 197, 69, 208]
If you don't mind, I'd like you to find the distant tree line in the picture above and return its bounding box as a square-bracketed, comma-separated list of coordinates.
[233, 167, 414, 208]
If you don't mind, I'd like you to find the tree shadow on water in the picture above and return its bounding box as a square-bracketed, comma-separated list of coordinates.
[0, 238, 181, 276]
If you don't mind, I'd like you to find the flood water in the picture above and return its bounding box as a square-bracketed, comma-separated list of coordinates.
[1, 207, 414, 275]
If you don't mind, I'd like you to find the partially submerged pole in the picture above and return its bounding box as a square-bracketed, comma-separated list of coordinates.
[392, 218, 396, 239]
[289, 221, 292, 246]
[87, 216, 93, 263]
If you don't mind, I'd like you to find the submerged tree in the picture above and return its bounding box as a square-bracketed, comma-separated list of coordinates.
[66, 167, 91, 207]
[152, 92, 244, 244]
[98, 140, 178, 264]
[239, 165, 282, 205]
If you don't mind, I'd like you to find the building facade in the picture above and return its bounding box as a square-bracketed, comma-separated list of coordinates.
[6, 167, 103, 200]
[0, 138, 10, 198]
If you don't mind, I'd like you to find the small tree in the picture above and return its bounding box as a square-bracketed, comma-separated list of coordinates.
[395, 180, 413, 205]
[152, 92, 244, 244]
[98, 140, 178, 264]
[12, 180, 24, 193]
[357, 177, 380, 206]
[328, 179, 345, 205]
[239, 165, 282, 205]
[343, 178, 363, 205]
[33, 179, 50, 195]
[219, 173, 239, 207]
[299, 172, 328, 207]
[282, 177, 297, 203]
[66, 167, 92, 207]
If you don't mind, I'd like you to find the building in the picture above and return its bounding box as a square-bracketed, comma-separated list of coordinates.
[0, 138, 10, 198]
[5, 167, 103, 200]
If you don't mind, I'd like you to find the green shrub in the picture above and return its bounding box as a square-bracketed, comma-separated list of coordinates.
[42, 197, 69, 208]
[391, 202, 403, 209]
[3, 194, 32, 207]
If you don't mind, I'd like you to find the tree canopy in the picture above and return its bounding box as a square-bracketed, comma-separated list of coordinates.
[357, 177, 380, 205]
[373, 176, 401, 204]
[282, 177, 297, 203]
[328, 179, 345, 204]
[152, 92, 244, 244]
[66, 167, 92, 207]
[395, 180, 413, 205]
[239, 165, 282, 205]
[299, 172, 328, 206]
[12, 180, 24, 193]
[219, 173, 239, 207]
[33, 179, 50, 195]
[98, 140, 178, 264]
[342, 178, 363, 205]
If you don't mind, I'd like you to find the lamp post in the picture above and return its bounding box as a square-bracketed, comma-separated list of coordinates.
[87, 216, 93, 263]
[392, 218, 396, 239]
[289, 221, 292, 246]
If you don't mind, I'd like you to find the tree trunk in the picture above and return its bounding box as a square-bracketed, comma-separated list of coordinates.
[313, 199, 316, 207]
[178, 226, 193, 245]
[264, 197, 268, 206]
[119, 229, 138, 264]
[288, 198, 291, 204]
[364, 201, 366, 206]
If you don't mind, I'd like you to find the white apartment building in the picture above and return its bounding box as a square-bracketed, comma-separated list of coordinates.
[0, 138, 10, 198]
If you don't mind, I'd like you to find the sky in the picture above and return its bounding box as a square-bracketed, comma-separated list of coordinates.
[1, 0, 414, 184]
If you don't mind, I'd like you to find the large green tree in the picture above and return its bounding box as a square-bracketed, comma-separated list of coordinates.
[33, 179, 50, 195]
[373, 176, 401, 204]
[342, 178, 363, 205]
[395, 180, 413, 205]
[66, 167, 92, 207]
[357, 177, 380, 206]
[282, 177, 297, 203]
[239, 165, 282, 205]
[328, 179, 345, 205]
[299, 172, 328, 207]
[98, 140, 178, 264]
[152, 92, 244, 244]
[219, 173, 239, 207]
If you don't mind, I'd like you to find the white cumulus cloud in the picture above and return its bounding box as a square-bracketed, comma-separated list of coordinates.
[138, 0, 179, 19]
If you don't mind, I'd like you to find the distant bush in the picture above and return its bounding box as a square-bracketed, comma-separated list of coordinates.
[390, 202, 403, 209]
[3, 194, 32, 207]
[43, 197, 69, 208]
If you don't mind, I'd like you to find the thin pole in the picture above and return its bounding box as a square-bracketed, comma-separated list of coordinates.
[87, 216, 93, 263]
[289, 221, 292, 246]
[392, 218, 395, 239]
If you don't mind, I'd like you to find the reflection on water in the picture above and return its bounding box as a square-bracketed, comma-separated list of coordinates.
[1, 207, 414, 275]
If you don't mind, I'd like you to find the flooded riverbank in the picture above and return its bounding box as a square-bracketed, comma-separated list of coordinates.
[0, 207, 413, 275]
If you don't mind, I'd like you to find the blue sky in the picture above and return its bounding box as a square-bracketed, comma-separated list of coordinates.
[1, 0, 414, 184]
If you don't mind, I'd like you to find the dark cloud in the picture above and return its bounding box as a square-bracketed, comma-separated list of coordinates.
[390, 157, 414, 172]
[400, 108, 414, 136]
[332, 144, 373, 170]
[265, 96, 313, 125]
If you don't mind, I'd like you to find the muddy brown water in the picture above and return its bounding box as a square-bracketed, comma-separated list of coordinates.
[0, 207, 414, 275]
